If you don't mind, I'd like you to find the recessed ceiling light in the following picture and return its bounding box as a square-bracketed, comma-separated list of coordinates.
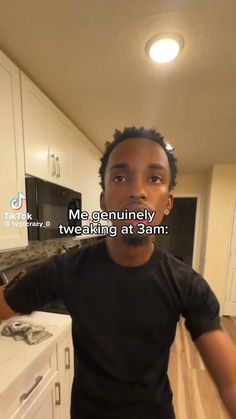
[146, 33, 184, 63]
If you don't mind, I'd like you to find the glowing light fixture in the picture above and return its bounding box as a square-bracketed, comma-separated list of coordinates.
[146, 33, 184, 63]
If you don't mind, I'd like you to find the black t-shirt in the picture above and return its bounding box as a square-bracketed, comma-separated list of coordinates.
[4, 239, 222, 418]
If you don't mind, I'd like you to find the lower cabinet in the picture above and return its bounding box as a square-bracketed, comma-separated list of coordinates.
[56, 329, 74, 419]
[16, 372, 60, 419]
[0, 328, 74, 419]
[57, 335, 74, 419]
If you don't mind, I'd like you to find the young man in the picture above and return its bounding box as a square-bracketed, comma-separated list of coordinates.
[0, 127, 236, 419]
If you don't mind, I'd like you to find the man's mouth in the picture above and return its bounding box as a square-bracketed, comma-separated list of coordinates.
[121, 204, 155, 224]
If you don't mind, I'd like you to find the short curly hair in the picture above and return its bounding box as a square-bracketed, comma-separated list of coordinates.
[99, 126, 177, 191]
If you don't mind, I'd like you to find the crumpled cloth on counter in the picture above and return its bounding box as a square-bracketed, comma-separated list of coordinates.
[1, 320, 53, 345]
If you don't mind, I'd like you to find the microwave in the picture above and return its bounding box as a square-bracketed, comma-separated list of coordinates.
[25, 176, 82, 241]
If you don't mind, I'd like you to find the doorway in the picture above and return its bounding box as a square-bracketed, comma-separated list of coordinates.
[155, 197, 197, 266]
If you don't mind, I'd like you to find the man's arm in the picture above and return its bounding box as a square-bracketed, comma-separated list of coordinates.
[195, 329, 236, 418]
[0, 285, 18, 320]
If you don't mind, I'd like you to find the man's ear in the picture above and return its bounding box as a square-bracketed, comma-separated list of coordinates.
[166, 194, 174, 213]
[100, 190, 107, 211]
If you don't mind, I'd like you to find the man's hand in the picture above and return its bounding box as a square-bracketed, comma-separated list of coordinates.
[0, 285, 17, 320]
[195, 329, 236, 418]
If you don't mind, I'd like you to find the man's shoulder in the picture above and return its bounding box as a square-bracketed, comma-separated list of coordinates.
[155, 245, 206, 288]
[156, 245, 192, 272]
[63, 238, 106, 265]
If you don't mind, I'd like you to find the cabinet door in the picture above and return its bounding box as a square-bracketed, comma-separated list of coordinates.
[57, 332, 74, 419]
[0, 51, 28, 251]
[71, 125, 88, 195]
[21, 73, 50, 180]
[81, 139, 102, 224]
[16, 372, 60, 419]
[49, 105, 72, 188]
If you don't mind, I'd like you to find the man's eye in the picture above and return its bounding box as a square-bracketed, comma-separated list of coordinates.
[149, 175, 162, 184]
[113, 175, 126, 182]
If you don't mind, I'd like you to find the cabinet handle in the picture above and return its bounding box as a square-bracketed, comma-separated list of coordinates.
[55, 156, 60, 177]
[50, 153, 56, 176]
[65, 346, 70, 369]
[20, 375, 43, 402]
[55, 382, 61, 405]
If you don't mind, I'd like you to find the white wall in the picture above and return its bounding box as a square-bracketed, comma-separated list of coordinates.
[204, 165, 236, 309]
[199, 169, 213, 276]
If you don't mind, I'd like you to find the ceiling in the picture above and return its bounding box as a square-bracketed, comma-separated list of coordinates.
[0, 0, 236, 174]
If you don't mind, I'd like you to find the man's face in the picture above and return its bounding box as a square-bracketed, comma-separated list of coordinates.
[100, 138, 173, 239]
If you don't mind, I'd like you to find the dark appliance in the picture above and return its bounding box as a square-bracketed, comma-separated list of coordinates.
[25, 176, 82, 241]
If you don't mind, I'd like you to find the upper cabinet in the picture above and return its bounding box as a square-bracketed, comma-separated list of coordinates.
[81, 139, 101, 220]
[21, 72, 103, 225]
[0, 51, 28, 251]
[0, 49, 104, 251]
[21, 73, 50, 180]
[71, 124, 102, 224]
[21, 73, 72, 188]
[70, 124, 87, 194]
[49, 104, 72, 187]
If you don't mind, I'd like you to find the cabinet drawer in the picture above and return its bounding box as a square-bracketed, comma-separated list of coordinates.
[0, 346, 57, 419]
[12, 372, 59, 419]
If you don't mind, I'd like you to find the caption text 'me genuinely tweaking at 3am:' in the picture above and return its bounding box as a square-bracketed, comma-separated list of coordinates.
[58, 209, 169, 237]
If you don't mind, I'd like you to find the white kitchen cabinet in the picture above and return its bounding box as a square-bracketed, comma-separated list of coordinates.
[21, 373, 59, 419]
[49, 105, 72, 188]
[21, 73, 50, 180]
[83, 140, 102, 222]
[70, 124, 87, 195]
[13, 372, 60, 419]
[56, 330, 74, 419]
[0, 50, 28, 251]
[21, 73, 72, 188]
[0, 313, 74, 419]
[21, 71, 103, 215]
[71, 125, 102, 224]
[21, 68, 102, 212]
[0, 341, 58, 419]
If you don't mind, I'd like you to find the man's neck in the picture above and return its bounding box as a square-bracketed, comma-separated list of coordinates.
[105, 236, 155, 267]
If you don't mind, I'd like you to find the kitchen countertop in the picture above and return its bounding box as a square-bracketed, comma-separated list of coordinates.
[0, 311, 72, 398]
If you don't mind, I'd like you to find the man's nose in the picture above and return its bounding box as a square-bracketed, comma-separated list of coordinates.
[128, 177, 148, 200]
